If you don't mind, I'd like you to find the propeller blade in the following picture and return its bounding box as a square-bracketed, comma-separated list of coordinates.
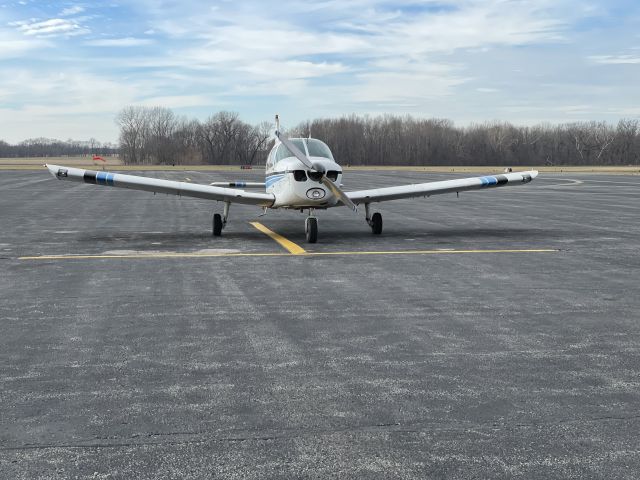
[275, 130, 315, 171]
[320, 176, 358, 212]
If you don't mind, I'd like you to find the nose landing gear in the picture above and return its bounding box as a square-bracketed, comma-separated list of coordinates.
[305, 210, 318, 243]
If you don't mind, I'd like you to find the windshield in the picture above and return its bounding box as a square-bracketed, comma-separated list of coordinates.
[306, 139, 334, 160]
[275, 139, 307, 162]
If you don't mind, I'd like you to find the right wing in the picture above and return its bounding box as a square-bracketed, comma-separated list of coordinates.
[346, 170, 538, 204]
[45, 164, 274, 207]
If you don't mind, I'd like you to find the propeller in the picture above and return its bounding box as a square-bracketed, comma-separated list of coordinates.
[275, 130, 357, 212]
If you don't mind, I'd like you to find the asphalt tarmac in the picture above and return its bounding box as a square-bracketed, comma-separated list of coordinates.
[1, 168, 639, 479]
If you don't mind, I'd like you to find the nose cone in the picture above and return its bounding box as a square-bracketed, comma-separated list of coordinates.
[311, 161, 326, 174]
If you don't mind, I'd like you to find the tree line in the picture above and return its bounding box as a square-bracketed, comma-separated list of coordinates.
[3, 106, 639, 165]
[115, 106, 271, 165]
[0, 138, 118, 158]
[293, 116, 640, 166]
[116, 107, 640, 166]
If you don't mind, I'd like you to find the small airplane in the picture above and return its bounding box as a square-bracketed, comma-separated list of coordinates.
[45, 115, 538, 243]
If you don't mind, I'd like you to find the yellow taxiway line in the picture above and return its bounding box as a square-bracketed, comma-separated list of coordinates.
[18, 249, 558, 261]
[249, 222, 307, 255]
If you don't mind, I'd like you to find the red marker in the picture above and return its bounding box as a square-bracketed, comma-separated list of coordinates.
[92, 155, 105, 162]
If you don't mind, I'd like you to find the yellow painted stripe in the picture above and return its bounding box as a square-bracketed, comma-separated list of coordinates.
[18, 252, 288, 260]
[18, 248, 557, 261]
[249, 222, 307, 255]
[308, 249, 558, 256]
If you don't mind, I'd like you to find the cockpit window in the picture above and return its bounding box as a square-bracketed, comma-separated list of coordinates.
[275, 139, 307, 162]
[306, 139, 334, 160]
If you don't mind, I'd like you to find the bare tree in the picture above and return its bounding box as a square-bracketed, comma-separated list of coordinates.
[115, 106, 150, 164]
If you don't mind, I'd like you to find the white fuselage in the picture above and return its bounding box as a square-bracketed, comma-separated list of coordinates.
[265, 138, 343, 209]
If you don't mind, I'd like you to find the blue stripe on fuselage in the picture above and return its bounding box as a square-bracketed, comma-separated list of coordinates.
[265, 174, 285, 188]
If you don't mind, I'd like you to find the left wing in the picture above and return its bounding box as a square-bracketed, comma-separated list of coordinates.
[45, 164, 274, 207]
[346, 170, 538, 204]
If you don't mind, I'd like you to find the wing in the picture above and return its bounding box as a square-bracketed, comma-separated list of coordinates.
[346, 170, 538, 204]
[45, 164, 274, 207]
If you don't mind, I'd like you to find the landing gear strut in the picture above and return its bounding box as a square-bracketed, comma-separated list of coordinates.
[365, 203, 382, 235]
[212, 201, 230, 237]
[305, 211, 318, 243]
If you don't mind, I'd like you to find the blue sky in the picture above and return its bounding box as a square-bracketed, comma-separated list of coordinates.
[0, 0, 639, 143]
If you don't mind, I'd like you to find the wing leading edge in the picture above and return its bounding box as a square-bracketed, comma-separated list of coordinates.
[45, 164, 275, 207]
[346, 170, 538, 204]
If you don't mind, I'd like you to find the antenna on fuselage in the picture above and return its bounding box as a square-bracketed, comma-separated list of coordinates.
[275, 114, 280, 133]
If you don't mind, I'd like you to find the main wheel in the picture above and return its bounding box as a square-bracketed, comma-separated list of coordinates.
[212, 213, 223, 236]
[371, 212, 383, 234]
[305, 217, 318, 243]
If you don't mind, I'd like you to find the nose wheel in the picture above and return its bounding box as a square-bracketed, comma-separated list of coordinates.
[305, 216, 318, 243]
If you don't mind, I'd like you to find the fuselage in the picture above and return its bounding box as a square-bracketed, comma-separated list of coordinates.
[265, 137, 343, 209]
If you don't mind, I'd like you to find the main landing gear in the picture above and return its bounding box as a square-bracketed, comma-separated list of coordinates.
[365, 203, 383, 235]
[212, 201, 230, 236]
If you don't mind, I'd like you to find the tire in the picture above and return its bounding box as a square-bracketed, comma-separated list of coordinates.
[305, 217, 318, 243]
[212, 213, 223, 236]
[371, 212, 382, 234]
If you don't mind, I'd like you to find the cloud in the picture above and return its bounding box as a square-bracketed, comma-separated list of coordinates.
[127, 0, 571, 107]
[239, 60, 347, 79]
[0, 31, 49, 59]
[2, 0, 640, 141]
[133, 94, 214, 108]
[12, 18, 89, 37]
[589, 55, 640, 65]
[60, 6, 85, 17]
[85, 37, 153, 47]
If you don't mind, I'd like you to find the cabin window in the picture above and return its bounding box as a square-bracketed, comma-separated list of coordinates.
[306, 139, 334, 160]
[326, 170, 340, 181]
[275, 144, 292, 162]
[275, 139, 307, 162]
[293, 170, 307, 182]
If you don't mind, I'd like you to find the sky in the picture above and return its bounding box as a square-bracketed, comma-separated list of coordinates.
[0, 0, 639, 144]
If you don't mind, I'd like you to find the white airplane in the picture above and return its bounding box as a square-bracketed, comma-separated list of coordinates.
[45, 115, 538, 243]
